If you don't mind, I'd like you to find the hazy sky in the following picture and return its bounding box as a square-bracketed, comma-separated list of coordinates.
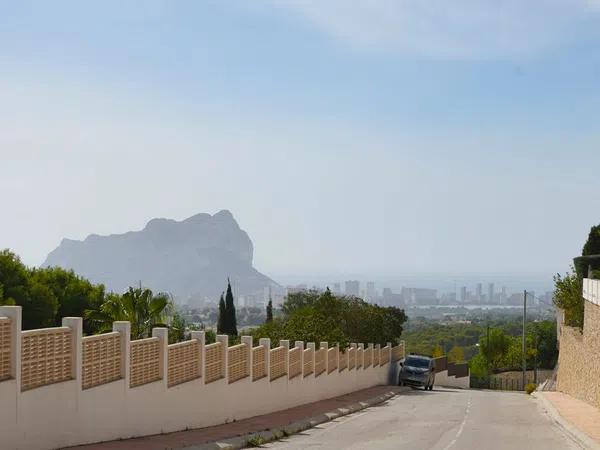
[1, 1, 599, 278]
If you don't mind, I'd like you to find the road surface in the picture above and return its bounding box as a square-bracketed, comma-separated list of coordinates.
[261, 387, 588, 450]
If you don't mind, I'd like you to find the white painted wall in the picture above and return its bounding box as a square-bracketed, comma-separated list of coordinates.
[434, 370, 470, 389]
[583, 278, 600, 305]
[2, 359, 390, 450]
[0, 306, 395, 450]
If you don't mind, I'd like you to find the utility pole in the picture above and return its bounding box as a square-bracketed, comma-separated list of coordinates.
[486, 320, 490, 388]
[522, 290, 527, 389]
[534, 330, 539, 385]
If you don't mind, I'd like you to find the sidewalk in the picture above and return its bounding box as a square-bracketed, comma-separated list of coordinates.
[536, 391, 600, 449]
[68, 385, 402, 450]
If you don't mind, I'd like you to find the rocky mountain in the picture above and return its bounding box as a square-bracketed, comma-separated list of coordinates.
[43, 210, 275, 304]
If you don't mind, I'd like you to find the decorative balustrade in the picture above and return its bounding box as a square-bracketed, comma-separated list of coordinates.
[1, 307, 391, 395]
[168, 339, 201, 387]
[288, 347, 301, 379]
[21, 327, 72, 391]
[0, 306, 399, 450]
[82, 332, 121, 390]
[327, 347, 337, 373]
[130, 337, 160, 388]
[303, 346, 314, 377]
[356, 346, 363, 369]
[339, 349, 348, 372]
[364, 346, 372, 368]
[348, 347, 356, 370]
[315, 348, 326, 376]
[0, 317, 11, 382]
[391, 342, 405, 362]
[205, 342, 224, 383]
[252, 345, 266, 381]
[228, 343, 249, 384]
[380, 345, 390, 365]
[269, 346, 287, 381]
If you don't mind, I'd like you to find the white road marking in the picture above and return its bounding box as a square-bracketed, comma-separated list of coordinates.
[442, 393, 472, 450]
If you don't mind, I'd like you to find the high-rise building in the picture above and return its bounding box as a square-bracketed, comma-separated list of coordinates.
[332, 283, 341, 294]
[401, 287, 438, 305]
[476, 283, 483, 303]
[500, 286, 507, 304]
[460, 286, 467, 303]
[366, 281, 376, 301]
[382, 288, 404, 306]
[345, 280, 360, 296]
[488, 283, 495, 304]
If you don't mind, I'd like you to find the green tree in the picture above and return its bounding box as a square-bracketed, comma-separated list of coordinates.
[217, 293, 226, 334]
[85, 287, 172, 339]
[432, 345, 444, 358]
[25, 281, 59, 329]
[169, 312, 186, 344]
[266, 298, 273, 323]
[31, 266, 105, 333]
[553, 270, 584, 328]
[448, 346, 465, 363]
[251, 289, 406, 348]
[530, 321, 558, 369]
[479, 328, 511, 370]
[583, 224, 600, 256]
[224, 279, 237, 336]
[0, 249, 31, 307]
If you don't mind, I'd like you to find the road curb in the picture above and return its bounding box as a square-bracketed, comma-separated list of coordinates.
[533, 392, 600, 450]
[180, 387, 409, 450]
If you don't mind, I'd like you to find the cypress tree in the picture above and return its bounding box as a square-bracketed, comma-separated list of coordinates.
[225, 279, 237, 336]
[266, 298, 273, 323]
[217, 293, 226, 334]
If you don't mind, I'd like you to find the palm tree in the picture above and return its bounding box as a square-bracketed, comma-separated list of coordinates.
[85, 287, 173, 339]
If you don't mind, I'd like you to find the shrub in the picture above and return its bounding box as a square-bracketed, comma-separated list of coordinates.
[246, 435, 266, 447]
[553, 270, 584, 329]
[525, 383, 537, 394]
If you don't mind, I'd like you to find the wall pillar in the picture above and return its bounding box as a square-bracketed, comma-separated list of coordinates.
[190, 330, 205, 381]
[112, 321, 131, 387]
[0, 306, 21, 391]
[216, 335, 229, 381]
[241, 336, 253, 378]
[295, 340, 304, 375]
[358, 343, 365, 368]
[320, 342, 328, 373]
[306, 342, 316, 376]
[62, 317, 82, 386]
[280, 340, 290, 375]
[152, 327, 169, 389]
[259, 338, 270, 378]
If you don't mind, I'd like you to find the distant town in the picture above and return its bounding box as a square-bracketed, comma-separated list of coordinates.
[184, 280, 555, 311]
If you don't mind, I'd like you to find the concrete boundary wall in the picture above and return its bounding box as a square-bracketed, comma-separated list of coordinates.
[0, 306, 405, 450]
[557, 279, 600, 408]
[435, 369, 470, 389]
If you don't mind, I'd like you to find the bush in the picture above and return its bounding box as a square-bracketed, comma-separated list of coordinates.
[251, 289, 406, 348]
[553, 270, 584, 329]
[246, 435, 266, 447]
[525, 383, 537, 394]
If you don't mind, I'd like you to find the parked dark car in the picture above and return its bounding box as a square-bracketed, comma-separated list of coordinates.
[398, 355, 435, 390]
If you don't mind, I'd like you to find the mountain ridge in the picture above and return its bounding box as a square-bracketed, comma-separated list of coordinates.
[43, 210, 275, 304]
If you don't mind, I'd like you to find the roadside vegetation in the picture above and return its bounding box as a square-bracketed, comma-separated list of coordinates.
[553, 224, 600, 329]
[250, 288, 407, 348]
[0, 249, 181, 342]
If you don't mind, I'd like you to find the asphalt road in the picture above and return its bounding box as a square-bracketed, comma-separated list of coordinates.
[262, 387, 588, 450]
